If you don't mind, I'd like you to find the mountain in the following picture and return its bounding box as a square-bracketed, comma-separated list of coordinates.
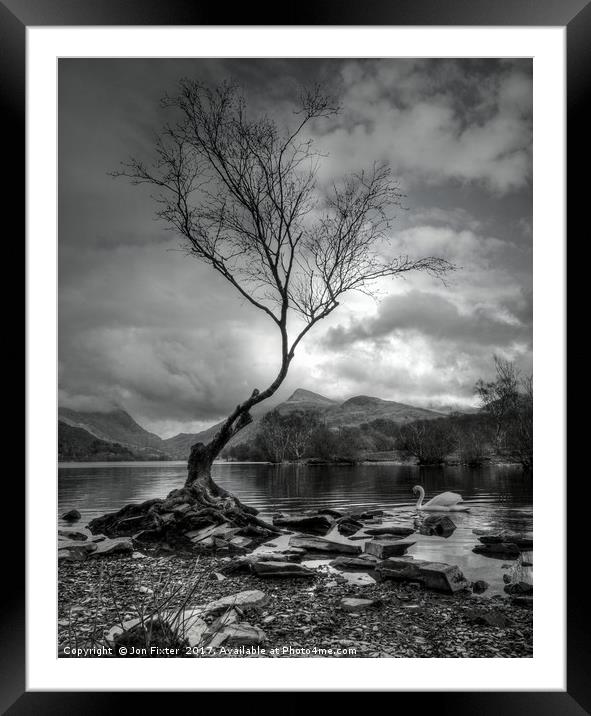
[324, 395, 443, 427]
[58, 390, 446, 461]
[58, 407, 171, 458]
[58, 421, 169, 462]
[162, 389, 443, 459]
[275, 389, 338, 415]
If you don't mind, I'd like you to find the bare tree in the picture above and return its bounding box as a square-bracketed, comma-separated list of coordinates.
[475, 356, 532, 469]
[112, 80, 455, 522]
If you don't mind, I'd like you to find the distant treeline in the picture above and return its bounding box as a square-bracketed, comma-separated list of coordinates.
[222, 357, 533, 470]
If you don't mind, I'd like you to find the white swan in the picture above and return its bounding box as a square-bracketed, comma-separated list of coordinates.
[412, 485, 469, 512]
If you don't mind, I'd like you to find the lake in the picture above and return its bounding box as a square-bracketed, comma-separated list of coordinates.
[58, 461, 532, 595]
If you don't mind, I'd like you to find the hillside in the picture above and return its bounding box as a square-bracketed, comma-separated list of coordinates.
[58, 421, 170, 462]
[58, 407, 171, 458]
[163, 389, 442, 459]
[324, 395, 443, 427]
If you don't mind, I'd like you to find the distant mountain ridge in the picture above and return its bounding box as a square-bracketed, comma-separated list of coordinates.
[58, 389, 445, 461]
[58, 407, 171, 459]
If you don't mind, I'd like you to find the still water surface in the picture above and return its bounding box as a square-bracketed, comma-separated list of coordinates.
[58, 461, 532, 595]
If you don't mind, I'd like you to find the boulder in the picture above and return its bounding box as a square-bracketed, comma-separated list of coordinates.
[329, 554, 381, 571]
[375, 556, 470, 594]
[340, 597, 377, 612]
[364, 526, 415, 537]
[418, 515, 457, 538]
[251, 561, 315, 578]
[273, 513, 335, 535]
[364, 539, 415, 559]
[288, 535, 362, 555]
[472, 543, 521, 559]
[471, 580, 490, 594]
[504, 581, 533, 596]
[58, 529, 88, 541]
[61, 509, 81, 523]
[203, 590, 269, 615]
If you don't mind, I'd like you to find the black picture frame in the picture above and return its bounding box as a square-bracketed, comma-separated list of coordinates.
[10, 0, 585, 712]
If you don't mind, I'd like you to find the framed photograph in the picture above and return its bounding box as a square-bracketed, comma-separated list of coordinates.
[12, 0, 584, 711]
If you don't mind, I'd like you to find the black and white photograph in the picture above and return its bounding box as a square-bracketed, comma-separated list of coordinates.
[57, 57, 534, 660]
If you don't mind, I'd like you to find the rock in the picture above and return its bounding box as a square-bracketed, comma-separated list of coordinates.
[364, 539, 415, 559]
[375, 556, 470, 594]
[90, 537, 134, 557]
[57, 540, 97, 561]
[273, 513, 335, 535]
[418, 515, 457, 538]
[340, 597, 377, 612]
[471, 580, 490, 594]
[364, 526, 415, 537]
[474, 529, 533, 549]
[228, 536, 253, 550]
[329, 554, 380, 571]
[210, 572, 227, 581]
[317, 508, 345, 518]
[472, 543, 521, 559]
[61, 509, 81, 522]
[185, 523, 239, 544]
[510, 595, 534, 607]
[289, 535, 362, 555]
[465, 608, 510, 628]
[504, 581, 533, 596]
[108, 608, 208, 649]
[255, 552, 302, 563]
[208, 623, 267, 648]
[58, 529, 87, 541]
[521, 551, 533, 567]
[203, 590, 269, 615]
[252, 561, 315, 578]
[337, 518, 363, 537]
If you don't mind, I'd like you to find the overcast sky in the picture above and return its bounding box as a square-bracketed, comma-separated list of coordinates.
[58, 58, 532, 438]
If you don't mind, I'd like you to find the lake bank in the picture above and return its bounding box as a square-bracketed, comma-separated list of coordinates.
[58, 550, 533, 658]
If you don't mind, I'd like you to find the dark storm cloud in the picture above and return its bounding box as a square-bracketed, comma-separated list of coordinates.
[58, 58, 532, 435]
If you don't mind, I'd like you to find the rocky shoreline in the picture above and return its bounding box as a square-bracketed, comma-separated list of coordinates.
[58, 508, 533, 658]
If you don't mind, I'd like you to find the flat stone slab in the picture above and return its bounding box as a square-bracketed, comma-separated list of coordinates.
[185, 523, 240, 543]
[273, 513, 335, 535]
[58, 530, 88, 541]
[375, 556, 470, 594]
[472, 542, 521, 559]
[208, 622, 267, 648]
[340, 597, 377, 612]
[364, 526, 415, 537]
[289, 535, 362, 555]
[329, 554, 381, 571]
[364, 539, 415, 559]
[251, 561, 315, 578]
[203, 590, 269, 615]
[90, 537, 134, 557]
[473, 529, 533, 549]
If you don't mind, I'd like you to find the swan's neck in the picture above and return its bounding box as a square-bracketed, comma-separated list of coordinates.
[415, 487, 425, 508]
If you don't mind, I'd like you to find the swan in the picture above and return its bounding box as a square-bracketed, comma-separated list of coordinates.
[412, 485, 469, 512]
